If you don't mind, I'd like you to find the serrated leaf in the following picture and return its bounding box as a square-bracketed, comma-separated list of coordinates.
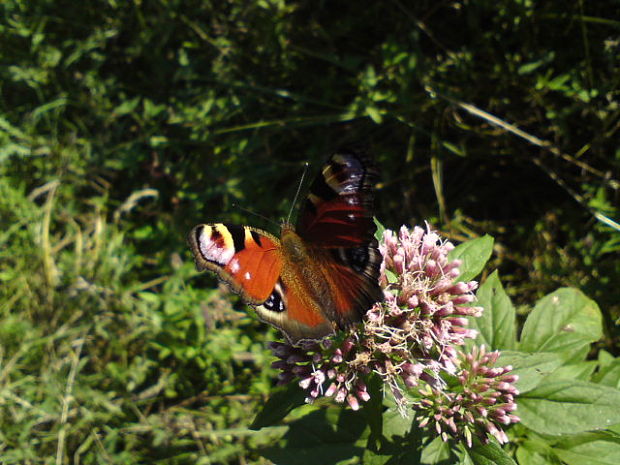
[515, 443, 553, 465]
[421, 436, 452, 464]
[250, 383, 307, 430]
[546, 361, 597, 382]
[459, 441, 516, 465]
[553, 433, 620, 465]
[519, 381, 620, 435]
[592, 357, 620, 388]
[260, 409, 367, 465]
[448, 235, 494, 282]
[497, 350, 566, 393]
[519, 288, 603, 359]
[472, 271, 516, 350]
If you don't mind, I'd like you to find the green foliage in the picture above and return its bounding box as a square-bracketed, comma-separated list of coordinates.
[449, 234, 494, 283]
[0, 176, 278, 463]
[470, 271, 517, 351]
[251, 239, 620, 464]
[1, 0, 618, 463]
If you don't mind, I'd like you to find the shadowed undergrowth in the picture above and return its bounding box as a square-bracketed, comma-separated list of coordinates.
[1, 0, 618, 463]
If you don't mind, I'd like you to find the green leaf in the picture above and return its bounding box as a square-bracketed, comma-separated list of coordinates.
[374, 217, 386, 241]
[442, 140, 466, 157]
[113, 96, 141, 116]
[497, 351, 566, 393]
[519, 381, 620, 435]
[361, 450, 391, 465]
[448, 235, 494, 282]
[250, 383, 307, 430]
[260, 409, 367, 465]
[515, 442, 556, 465]
[363, 374, 384, 448]
[592, 357, 620, 388]
[360, 389, 424, 465]
[421, 437, 452, 464]
[366, 105, 383, 124]
[517, 51, 555, 75]
[137, 291, 160, 303]
[553, 433, 620, 465]
[385, 269, 398, 283]
[459, 440, 517, 465]
[471, 271, 516, 350]
[519, 288, 603, 359]
[143, 98, 166, 118]
[546, 362, 597, 382]
[382, 389, 414, 440]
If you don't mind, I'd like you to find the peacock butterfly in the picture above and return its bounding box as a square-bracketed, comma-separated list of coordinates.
[188, 149, 383, 344]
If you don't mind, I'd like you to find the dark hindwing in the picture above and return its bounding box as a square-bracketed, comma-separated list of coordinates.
[296, 149, 383, 327]
[297, 149, 379, 247]
[188, 150, 383, 344]
[324, 240, 384, 327]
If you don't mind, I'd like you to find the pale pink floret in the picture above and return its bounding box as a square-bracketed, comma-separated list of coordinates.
[269, 225, 520, 447]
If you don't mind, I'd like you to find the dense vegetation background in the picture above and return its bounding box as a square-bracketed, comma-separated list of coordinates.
[1, 0, 618, 463]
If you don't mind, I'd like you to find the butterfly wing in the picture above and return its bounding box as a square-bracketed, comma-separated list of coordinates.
[296, 149, 383, 328]
[188, 224, 282, 304]
[297, 149, 379, 246]
[321, 244, 383, 327]
[188, 223, 334, 343]
[254, 277, 335, 344]
[188, 150, 382, 345]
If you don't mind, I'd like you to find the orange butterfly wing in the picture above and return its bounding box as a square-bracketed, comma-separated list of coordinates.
[188, 149, 382, 345]
[188, 224, 282, 303]
[255, 276, 335, 344]
[321, 246, 383, 328]
[189, 223, 334, 343]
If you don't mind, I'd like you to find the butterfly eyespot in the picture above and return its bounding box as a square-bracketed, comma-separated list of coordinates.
[189, 150, 382, 344]
[345, 246, 370, 273]
[264, 290, 285, 313]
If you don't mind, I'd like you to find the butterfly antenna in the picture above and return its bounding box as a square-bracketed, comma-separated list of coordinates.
[231, 203, 279, 228]
[287, 162, 310, 224]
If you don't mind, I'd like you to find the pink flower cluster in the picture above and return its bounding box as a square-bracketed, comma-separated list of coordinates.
[416, 345, 520, 446]
[269, 225, 519, 446]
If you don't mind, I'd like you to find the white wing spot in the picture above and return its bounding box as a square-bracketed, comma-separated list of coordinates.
[200, 235, 234, 265]
[244, 272, 252, 280]
[230, 258, 240, 273]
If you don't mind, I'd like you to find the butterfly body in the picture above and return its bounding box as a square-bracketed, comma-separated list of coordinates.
[189, 150, 382, 344]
